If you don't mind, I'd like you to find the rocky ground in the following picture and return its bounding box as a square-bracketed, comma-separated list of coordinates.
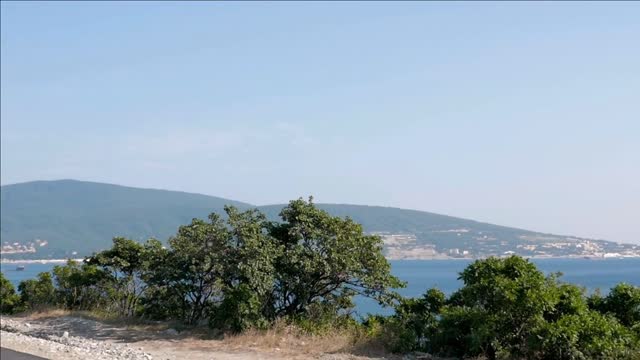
[0, 315, 401, 360]
[1, 318, 152, 360]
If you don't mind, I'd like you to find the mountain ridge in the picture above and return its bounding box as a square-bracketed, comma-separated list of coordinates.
[2, 180, 637, 259]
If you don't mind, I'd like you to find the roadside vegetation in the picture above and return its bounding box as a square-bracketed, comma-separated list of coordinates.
[2, 198, 639, 359]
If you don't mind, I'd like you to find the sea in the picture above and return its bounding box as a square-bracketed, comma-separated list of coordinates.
[2, 258, 639, 316]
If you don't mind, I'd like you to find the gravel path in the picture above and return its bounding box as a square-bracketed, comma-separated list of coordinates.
[0, 316, 392, 360]
[1, 318, 152, 360]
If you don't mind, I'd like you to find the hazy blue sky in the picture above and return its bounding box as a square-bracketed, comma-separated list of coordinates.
[2, 3, 639, 243]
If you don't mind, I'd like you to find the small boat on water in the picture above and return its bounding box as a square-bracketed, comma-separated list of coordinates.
[16, 265, 25, 271]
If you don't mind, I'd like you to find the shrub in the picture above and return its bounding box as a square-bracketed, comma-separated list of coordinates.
[388, 257, 640, 359]
[589, 283, 640, 328]
[436, 256, 556, 358]
[0, 272, 20, 314]
[210, 283, 270, 332]
[381, 288, 445, 353]
[52, 260, 109, 311]
[535, 310, 640, 360]
[87, 237, 160, 317]
[18, 272, 56, 311]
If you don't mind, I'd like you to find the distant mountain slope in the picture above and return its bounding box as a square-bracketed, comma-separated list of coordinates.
[258, 204, 549, 258]
[2, 180, 635, 259]
[1, 180, 252, 255]
[259, 203, 535, 236]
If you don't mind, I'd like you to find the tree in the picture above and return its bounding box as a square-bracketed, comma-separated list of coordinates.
[545, 283, 589, 322]
[18, 272, 56, 311]
[268, 197, 403, 319]
[448, 256, 556, 358]
[589, 283, 640, 328]
[0, 272, 20, 314]
[52, 259, 108, 310]
[212, 198, 404, 332]
[384, 288, 446, 352]
[536, 309, 639, 360]
[392, 257, 640, 359]
[87, 237, 152, 317]
[211, 206, 280, 331]
[144, 215, 230, 325]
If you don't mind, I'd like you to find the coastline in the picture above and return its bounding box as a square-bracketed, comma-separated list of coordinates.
[0, 258, 84, 264]
[385, 254, 640, 261]
[2, 255, 639, 264]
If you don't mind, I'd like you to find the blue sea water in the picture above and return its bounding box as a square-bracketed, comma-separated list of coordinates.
[354, 258, 640, 316]
[3, 258, 639, 315]
[1, 262, 61, 287]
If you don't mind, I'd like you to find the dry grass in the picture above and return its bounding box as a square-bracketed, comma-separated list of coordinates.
[222, 321, 395, 359]
[15, 309, 399, 359]
[21, 308, 70, 320]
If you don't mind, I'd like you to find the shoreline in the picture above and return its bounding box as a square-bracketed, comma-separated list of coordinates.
[0, 258, 84, 265]
[2, 256, 639, 264]
[386, 254, 640, 260]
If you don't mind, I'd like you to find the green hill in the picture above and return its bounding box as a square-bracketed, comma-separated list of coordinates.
[259, 203, 532, 235]
[2, 180, 634, 259]
[1, 180, 251, 256]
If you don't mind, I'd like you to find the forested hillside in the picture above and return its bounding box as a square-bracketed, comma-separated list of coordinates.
[1, 180, 251, 256]
[2, 180, 631, 259]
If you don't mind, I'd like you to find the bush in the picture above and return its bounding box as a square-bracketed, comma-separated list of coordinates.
[389, 257, 640, 359]
[0, 272, 20, 314]
[52, 260, 109, 310]
[381, 288, 445, 353]
[210, 283, 269, 332]
[18, 272, 56, 311]
[589, 283, 640, 328]
[431, 305, 486, 358]
[436, 256, 554, 358]
[535, 310, 640, 360]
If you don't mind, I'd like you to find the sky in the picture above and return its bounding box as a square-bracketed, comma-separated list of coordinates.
[1, 2, 639, 244]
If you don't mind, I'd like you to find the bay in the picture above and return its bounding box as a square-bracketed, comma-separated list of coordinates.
[356, 258, 640, 316]
[3, 258, 639, 316]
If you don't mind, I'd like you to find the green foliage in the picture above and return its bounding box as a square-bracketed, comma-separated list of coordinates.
[431, 305, 486, 357]
[536, 310, 639, 360]
[589, 283, 640, 328]
[141, 198, 403, 331]
[545, 283, 589, 322]
[18, 271, 56, 311]
[87, 237, 150, 317]
[211, 283, 270, 332]
[208, 197, 406, 333]
[1, 272, 20, 314]
[383, 288, 446, 353]
[52, 259, 108, 310]
[445, 256, 555, 358]
[210, 207, 279, 331]
[384, 256, 640, 359]
[268, 197, 404, 319]
[143, 215, 230, 325]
